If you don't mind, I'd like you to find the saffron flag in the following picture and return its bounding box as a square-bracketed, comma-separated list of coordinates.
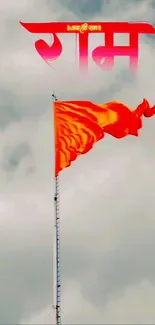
[54, 99, 155, 176]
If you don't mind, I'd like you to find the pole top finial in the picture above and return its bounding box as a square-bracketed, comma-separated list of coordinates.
[52, 92, 58, 101]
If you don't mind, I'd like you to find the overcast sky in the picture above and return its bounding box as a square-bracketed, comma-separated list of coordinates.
[1, 0, 155, 324]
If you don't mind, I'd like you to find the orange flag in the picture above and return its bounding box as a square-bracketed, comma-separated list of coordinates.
[54, 99, 155, 176]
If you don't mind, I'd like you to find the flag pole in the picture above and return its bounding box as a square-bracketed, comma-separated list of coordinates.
[52, 93, 61, 325]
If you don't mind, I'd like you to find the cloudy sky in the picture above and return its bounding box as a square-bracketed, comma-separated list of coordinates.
[1, 0, 155, 324]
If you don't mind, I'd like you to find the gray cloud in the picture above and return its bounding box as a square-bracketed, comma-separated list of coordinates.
[0, 89, 20, 128]
[0, 246, 53, 324]
[58, 0, 103, 17]
[60, 151, 155, 303]
[2, 142, 32, 172]
[1, 0, 155, 324]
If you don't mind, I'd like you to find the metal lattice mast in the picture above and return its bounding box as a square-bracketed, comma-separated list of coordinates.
[52, 93, 61, 325]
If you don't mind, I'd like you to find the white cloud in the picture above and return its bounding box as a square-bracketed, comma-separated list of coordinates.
[1, 0, 155, 324]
